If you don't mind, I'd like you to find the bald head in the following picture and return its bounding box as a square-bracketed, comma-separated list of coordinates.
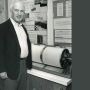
[10, 0, 25, 24]
[10, 1, 25, 11]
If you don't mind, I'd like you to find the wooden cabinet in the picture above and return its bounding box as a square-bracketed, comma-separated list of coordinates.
[27, 74, 72, 90]
[27, 69, 72, 90]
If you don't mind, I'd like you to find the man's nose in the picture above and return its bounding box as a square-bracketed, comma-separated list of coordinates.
[18, 11, 22, 15]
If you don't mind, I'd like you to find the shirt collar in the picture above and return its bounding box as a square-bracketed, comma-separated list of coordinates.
[10, 18, 22, 27]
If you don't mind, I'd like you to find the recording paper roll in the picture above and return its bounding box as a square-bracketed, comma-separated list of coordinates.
[42, 46, 66, 68]
[32, 44, 46, 63]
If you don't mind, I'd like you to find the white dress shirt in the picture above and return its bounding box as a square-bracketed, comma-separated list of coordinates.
[10, 18, 29, 58]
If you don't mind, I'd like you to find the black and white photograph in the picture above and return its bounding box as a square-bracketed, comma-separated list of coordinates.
[0, 0, 72, 90]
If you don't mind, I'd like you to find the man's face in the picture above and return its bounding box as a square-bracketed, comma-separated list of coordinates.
[11, 2, 25, 24]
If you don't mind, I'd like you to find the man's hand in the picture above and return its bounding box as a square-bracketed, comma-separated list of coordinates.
[0, 72, 8, 79]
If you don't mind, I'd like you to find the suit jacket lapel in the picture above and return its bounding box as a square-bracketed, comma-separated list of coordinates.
[22, 24, 28, 36]
[8, 19, 18, 41]
[7, 19, 21, 52]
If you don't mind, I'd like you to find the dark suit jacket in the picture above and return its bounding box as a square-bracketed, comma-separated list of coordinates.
[0, 19, 32, 80]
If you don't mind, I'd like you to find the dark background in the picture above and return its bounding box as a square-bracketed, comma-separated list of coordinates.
[73, 0, 90, 90]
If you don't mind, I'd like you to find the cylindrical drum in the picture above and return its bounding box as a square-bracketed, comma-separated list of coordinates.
[42, 46, 69, 68]
[32, 44, 46, 63]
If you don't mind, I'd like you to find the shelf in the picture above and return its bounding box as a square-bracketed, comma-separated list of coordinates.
[27, 68, 72, 86]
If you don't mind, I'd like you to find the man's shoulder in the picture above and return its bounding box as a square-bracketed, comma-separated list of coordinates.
[0, 19, 11, 33]
[0, 19, 11, 27]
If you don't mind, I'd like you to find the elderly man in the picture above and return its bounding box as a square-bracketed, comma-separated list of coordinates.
[0, 0, 32, 90]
